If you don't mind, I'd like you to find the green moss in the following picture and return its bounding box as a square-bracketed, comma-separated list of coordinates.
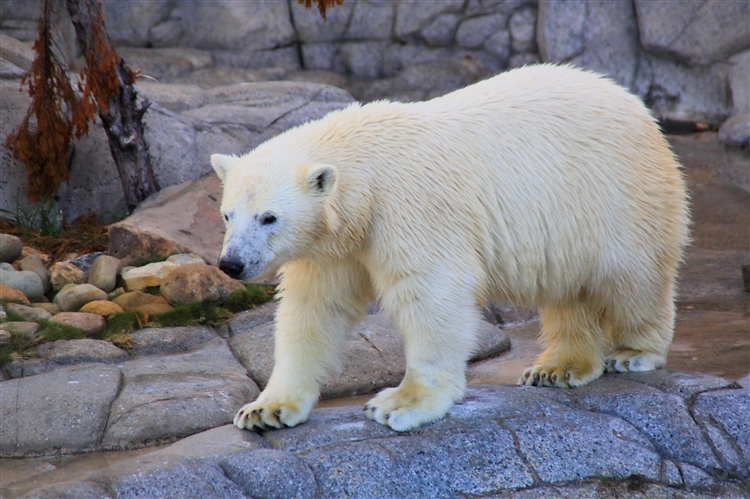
[9, 330, 37, 353]
[148, 303, 233, 328]
[100, 311, 141, 338]
[131, 253, 175, 267]
[223, 283, 276, 313]
[38, 321, 86, 341]
[3, 308, 28, 323]
[142, 286, 161, 296]
[0, 346, 12, 367]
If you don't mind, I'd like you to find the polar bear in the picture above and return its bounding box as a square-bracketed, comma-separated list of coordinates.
[212, 64, 689, 432]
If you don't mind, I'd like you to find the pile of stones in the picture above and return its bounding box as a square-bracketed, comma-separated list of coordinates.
[0, 233, 244, 352]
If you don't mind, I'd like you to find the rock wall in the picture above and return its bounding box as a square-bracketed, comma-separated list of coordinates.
[1, 0, 747, 223]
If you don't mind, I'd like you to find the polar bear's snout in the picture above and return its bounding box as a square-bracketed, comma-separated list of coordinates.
[219, 256, 244, 279]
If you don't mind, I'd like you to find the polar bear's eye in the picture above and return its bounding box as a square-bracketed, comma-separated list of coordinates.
[260, 213, 277, 225]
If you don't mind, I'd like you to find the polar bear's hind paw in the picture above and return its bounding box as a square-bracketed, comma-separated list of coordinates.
[605, 349, 664, 373]
[364, 383, 457, 432]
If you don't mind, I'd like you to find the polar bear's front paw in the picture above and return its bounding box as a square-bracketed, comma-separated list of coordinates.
[518, 361, 602, 388]
[605, 349, 665, 373]
[364, 383, 458, 432]
[234, 399, 310, 431]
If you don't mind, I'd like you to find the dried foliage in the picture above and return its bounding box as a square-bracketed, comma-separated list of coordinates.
[4, 0, 122, 204]
[298, 0, 346, 20]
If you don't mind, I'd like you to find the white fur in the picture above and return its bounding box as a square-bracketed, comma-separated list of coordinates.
[215, 64, 689, 431]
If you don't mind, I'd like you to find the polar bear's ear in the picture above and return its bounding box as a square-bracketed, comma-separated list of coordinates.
[211, 154, 235, 182]
[306, 165, 337, 194]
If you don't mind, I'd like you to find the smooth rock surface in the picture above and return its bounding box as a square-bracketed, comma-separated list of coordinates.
[120, 261, 178, 291]
[112, 291, 173, 315]
[3, 339, 130, 379]
[0, 284, 30, 305]
[87, 255, 121, 293]
[18, 255, 50, 294]
[0, 321, 40, 336]
[79, 300, 124, 317]
[0, 268, 44, 302]
[160, 263, 244, 305]
[4, 302, 51, 322]
[0, 364, 121, 457]
[719, 113, 750, 148]
[0, 234, 22, 263]
[129, 326, 218, 356]
[48, 262, 87, 293]
[53, 284, 108, 312]
[48, 312, 106, 336]
[101, 339, 259, 449]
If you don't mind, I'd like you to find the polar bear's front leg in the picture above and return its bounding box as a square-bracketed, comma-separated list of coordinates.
[365, 277, 479, 431]
[234, 258, 371, 430]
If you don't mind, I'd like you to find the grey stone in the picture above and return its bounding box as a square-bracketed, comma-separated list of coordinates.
[504, 409, 662, 483]
[395, 0, 464, 40]
[87, 255, 121, 293]
[116, 47, 216, 82]
[692, 388, 750, 476]
[617, 369, 736, 399]
[737, 373, 750, 389]
[4, 302, 51, 322]
[662, 459, 683, 486]
[544, 377, 722, 474]
[301, 42, 341, 71]
[48, 312, 106, 336]
[0, 32, 34, 71]
[635, 0, 750, 65]
[153, 424, 270, 459]
[484, 29, 512, 61]
[101, 338, 259, 449]
[98, 455, 245, 499]
[509, 6, 537, 53]
[421, 13, 461, 47]
[292, 0, 354, 43]
[345, 1, 395, 41]
[0, 58, 27, 79]
[0, 233, 22, 263]
[220, 449, 317, 499]
[729, 50, 750, 115]
[0, 321, 40, 336]
[679, 462, 717, 489]
[538, 0, 641, 90]
[456, 13, 507, 49]
[102, 0, 172, 48]
[0, 364, 121, 457]
[53, 284, 108, 312]
[129, 326, 218, 356]
[0, 329, 10, 346]
[508, 52, 540, 68]
[719, 113, 750, 149]
[21, 481, 113, 499]
[18, 254, 50, 294]
[0, 268, 44, 302]
[136, 81, 206, 112]
[213, 301, 277, 338]
[3, 339, 129, 378]
[642, 55, 731, 124]
[338, 41, 387, 79]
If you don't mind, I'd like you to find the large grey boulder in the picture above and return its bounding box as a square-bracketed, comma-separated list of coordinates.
[101, 338, 259, 450]
[634, 0, 750, 65]
[0, 364, 121, 457]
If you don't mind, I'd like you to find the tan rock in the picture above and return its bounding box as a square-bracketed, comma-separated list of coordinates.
[80, 300, 125, 317]
[49, 312, 106, 336]
[112, 291, 173, 315]
[19, 254, 51, 294]
[161, 263, 244, 305]
[107, 174, 224, 266]
[5, 303, 52, 322]
[88, 255, 122, 293]
[0, 284, 31, 305]
[32, 303, 61, 315]
[120, 261, 178, 291]
[49, 262, 87, 293]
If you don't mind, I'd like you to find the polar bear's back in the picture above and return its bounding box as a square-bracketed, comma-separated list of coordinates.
[295, 65, 689, 307]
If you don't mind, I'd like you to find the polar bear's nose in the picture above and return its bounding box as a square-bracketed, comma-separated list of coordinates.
[219, 258, 244, 279]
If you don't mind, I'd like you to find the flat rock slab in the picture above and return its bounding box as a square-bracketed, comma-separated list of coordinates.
[13, 373, 749, 498]
[3, 339, 129, 379]
[101, 338, 259, 450]
[0, 364, 121, 457]
[229, 310, 510, 398]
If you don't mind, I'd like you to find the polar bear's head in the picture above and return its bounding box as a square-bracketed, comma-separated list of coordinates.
[212, 151, 338, 281]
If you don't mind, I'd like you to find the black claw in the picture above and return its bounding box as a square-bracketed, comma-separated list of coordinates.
[540, 372, 547, 380]
[551, 374, 557, 383]
[524, 371, 531, 380]
[565, 372, 571, 381]
[385, 413, 390, 421]
[275, 409, 282, 417]
[624, 360, 630, 368]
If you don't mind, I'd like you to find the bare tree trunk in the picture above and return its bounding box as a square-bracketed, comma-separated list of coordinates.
[65, 0, 158, 212]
